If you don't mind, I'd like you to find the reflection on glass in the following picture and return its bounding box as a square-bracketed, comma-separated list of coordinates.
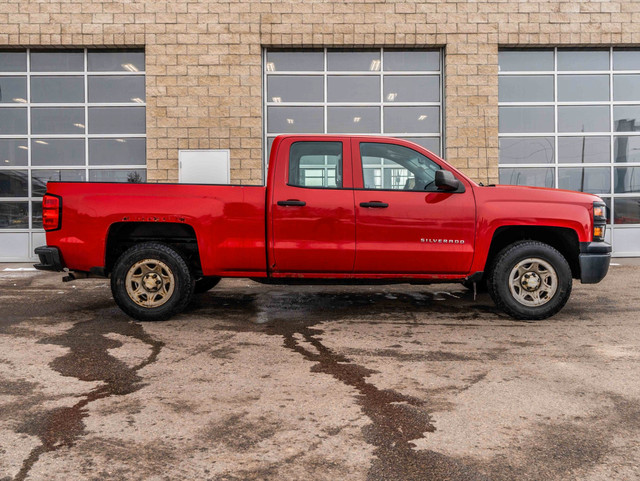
[89, 138, 146, 165]
[498, 50, 553, 72]
[88, 49, 145, 72]
[0, 139, 28, 166]
[328, 76, 379, 102]
[267, 76, 323, 103]
[0, 170, 28, 196]
[384, 75, 439, 102]
[0, 77, 27, 103]
[498, 106, 554, 133]
[31, 170, 85, 196]
[31, 76, 84, 103]
[383, 50, 440, 71]
[88, 76, 145, 103]
[557, 49, 609, 71]
[0, 51, 27, 72]
[267, 106, 323, 133]
[31, 50, 84, 72]
[614, 197, 640, 224]
[0, 202, 28, 229]
[499, 137, 554, 164]
[614, 167, 640, 193]
[89, 169, 147, 183]
[558, 106, 610, 133]
[614, 106, 640, 131]
[498, 76, 553, 102]
[31, 138, 85, 166]
[613, 49, 640, 71]
[88, 107, 145, 134]
[402, 137, 440, 155]
[266, 51, 323, 72]
[289, 141, 341, 188]
[31, 108, 85, 134]
[558, 137, 610, 163]
[558, 168, 611, 194]
[327, 107, 379, 133]
[558, 75, 609, 101]
[384, 106, 439, 134]
[0, 108, 27, 134]
[614, 75, 640, 101]
[32, 201, 42, 229]
[327, 50, 380, 71]
[614, 136, 640, 163]
[499, 167, 554, 188]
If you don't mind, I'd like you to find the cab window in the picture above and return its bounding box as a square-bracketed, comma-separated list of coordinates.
[289, 141, 343, 189]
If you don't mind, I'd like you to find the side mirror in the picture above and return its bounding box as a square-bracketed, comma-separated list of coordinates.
[435, 170, 461, 192]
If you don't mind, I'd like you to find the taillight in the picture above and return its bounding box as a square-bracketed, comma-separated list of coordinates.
[42, 194, 61, 231]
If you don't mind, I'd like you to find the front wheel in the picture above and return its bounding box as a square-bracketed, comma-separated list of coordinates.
[487, 241, 572, 320]
[110, 242, 194, 321]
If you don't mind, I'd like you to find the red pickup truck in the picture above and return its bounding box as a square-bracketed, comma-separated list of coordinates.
[35, 135, 611, 321]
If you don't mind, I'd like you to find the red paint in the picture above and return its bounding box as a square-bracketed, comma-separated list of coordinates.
[43, 135, 604, 279]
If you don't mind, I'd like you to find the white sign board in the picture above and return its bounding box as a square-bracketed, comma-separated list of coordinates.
[178, 149, 230, 184]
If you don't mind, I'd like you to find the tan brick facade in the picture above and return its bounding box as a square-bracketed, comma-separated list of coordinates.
[3, 0, 640, 184]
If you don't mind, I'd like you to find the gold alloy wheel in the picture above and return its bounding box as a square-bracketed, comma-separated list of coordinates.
[508, 257, 558, 307]
[125, 259, 175, 308]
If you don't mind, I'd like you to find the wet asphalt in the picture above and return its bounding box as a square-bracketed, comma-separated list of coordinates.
[1, 263, 640, 481]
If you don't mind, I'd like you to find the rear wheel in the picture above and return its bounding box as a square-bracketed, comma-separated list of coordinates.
[110, 242, 194, 321]
[194, 276, 221, 294]
[487, 241, 572, 320]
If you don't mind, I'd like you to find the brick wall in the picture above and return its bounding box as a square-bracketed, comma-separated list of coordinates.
[2, 0, 639, 184]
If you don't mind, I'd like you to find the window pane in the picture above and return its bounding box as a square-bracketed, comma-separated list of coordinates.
[0, 139, 28, 166]
[499, 167, 554, 188]
[31, 50, 84, 72]
[89, 169, 146, 183]
[498, 106, 554, 133]
[613, 49, 640, 71]
[88, 49, 145, 72]
[328, 76, 380, 102]
[31, 76, 84, 103]
[498, 50, 553, 72]
[557, 49, 609, 71]
[613, 75, 640, 101]
[384, 106, 439, 134]
[88, 76, 145, 103]
[558, 137, 610, 163]
[32, 201, 42, 229]
[0, 170, 28, 196]
[360, 142, 440, 191]
[615, 136, 640, 163]
[32, 170, 85, 196]
[614, 106, 640, 131]
[614, 198, 640, 224]
[0, 77, 27, 103]
[266, 137, 275, 163]
[88, 107, 145, 134]
[289, 141, 342, 188]
[266, 76, 323, 103]
[558, 106, 610, 133]
[557, 75, 609, 101]
[384, 75, 439, 102]
[499, 137, 554, 164]
[0, 202, 28, 228]
[383, 50, 440, 71]
[614, 167, 640, 193]
[402, 137, 440, 156]
[266, 51, 323, 72]
[498, 76, 553, 102]
[0, 108, 27, 135]
[327, 107, 379, 133]
[31, 138, 85, 166]
[31, 107, 85, 134]
[89, 138, 146, 165]
[267, 106, 323, 133]
[327, 50, 380, 71]
[558, 167, 611, 194]
[0, 51, 27, 72]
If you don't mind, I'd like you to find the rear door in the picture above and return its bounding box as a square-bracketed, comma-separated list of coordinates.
[270, 137, 355, 273]
[352, 138, 476, 274]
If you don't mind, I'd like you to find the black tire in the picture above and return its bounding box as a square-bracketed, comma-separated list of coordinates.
[110, 242, 194, 321]
[194, 276, 221, 294]
[487, 241, 572, 320]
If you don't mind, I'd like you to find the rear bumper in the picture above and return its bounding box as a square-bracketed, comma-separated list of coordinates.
[579, 242, 611, 284]
[34, 246, 65, 272]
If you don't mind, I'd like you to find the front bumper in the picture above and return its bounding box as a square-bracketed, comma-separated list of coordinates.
[34, 246, 65, 272]
[579, 242, 611, 284]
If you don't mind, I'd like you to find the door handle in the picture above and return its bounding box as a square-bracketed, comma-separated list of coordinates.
[360, 201, 389, 208]
[277, 199, 306, 207]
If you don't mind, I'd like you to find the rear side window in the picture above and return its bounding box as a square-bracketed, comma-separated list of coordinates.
[289, 141, 343, 189]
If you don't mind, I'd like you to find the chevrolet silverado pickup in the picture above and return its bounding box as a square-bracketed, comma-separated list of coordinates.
[34, 135, 611, 321]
